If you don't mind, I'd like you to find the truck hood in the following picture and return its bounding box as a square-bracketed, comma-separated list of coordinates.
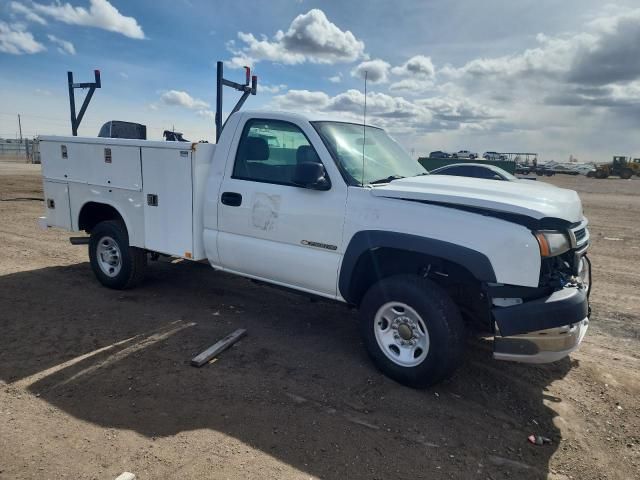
[370, 175, 583, 223]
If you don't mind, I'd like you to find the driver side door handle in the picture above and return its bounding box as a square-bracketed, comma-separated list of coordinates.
[221, 191, 242, 207]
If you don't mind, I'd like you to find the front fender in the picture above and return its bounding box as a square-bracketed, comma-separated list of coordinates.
[338, 230, 496, 304]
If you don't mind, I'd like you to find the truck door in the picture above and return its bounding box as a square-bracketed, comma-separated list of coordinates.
[217, 117, 347, 297]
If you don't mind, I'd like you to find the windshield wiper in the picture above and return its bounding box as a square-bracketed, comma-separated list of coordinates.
[368, 175, 405, 185]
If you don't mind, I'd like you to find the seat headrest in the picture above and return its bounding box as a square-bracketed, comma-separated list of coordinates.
[245, 137, 269, 161]
[296, 145, 320, 164]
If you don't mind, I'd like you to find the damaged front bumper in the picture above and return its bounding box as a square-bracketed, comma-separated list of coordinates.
[494, 317, 589, 363]
[491, 284, 590, 364]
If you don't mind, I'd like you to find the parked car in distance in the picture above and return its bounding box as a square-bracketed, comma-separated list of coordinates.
[430, 163, 515, 181]
[452, 150, 478, 159]
[550, 164, 580, 175]
[535, 165, 556, 176]
[515, 163, 531, 175]
[571, 164, 596, 176]
[430, 163, 548, 184]
[483, 151, 507, 161]
[429, 150, 451, 158]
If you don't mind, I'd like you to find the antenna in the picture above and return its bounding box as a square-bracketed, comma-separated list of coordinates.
[361, 70, 368, 186]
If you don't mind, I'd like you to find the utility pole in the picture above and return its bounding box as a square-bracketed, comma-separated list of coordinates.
[18, 114, 23, 143]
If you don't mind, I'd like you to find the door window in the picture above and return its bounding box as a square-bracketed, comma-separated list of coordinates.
[233, 119, 324, 186]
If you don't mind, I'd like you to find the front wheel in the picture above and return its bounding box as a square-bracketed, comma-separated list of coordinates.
[359, 275, 466, 388]
[89, 220, 147, 289]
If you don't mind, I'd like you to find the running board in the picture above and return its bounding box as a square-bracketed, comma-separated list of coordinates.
[69, 236, 89, 245]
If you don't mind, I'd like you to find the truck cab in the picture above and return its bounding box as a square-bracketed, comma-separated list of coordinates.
[38, 110, 591, 388]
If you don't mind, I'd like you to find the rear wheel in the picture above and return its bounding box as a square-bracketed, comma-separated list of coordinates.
[89, 220, 146, 289]
[620, 169, 633, 179]
[595, 169, 607, 179]
[359, 275, 466, 388]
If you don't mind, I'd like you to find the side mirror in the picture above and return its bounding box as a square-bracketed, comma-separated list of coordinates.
[492, 174, 503, 180]
[293, 162, 330, 190]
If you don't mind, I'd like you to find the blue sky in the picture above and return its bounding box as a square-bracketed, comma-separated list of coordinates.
[1, 0, 639, 162]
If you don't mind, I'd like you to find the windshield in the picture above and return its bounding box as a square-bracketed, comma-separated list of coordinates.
[312, 121, 426, 186]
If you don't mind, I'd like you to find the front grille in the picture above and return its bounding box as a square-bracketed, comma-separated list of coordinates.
[574, 228, 586, 243]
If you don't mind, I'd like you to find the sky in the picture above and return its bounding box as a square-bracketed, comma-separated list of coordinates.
[1, 0, 639, 163]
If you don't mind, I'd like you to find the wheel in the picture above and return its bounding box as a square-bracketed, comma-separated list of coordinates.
[620, 169, 632, 179]
[89, 220, 147, 289]
[359, 275, 466, 388]
[595, 169, 606, 179]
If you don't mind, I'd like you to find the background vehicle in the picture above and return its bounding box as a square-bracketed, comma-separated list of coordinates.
[572, 164, 597, 176]
[515, 163, 531, 175]
[550, 164, 580, 175]
[38, 110, 590, 389]
[482, 151, 507, 161]
[430, 163, 546, 184]
[452, 150, 478, 159]
[594, 156, 640, 179]
[429, 150, 451, 158]
[431, 163, 514, 180]
[535, 165, 556, 176]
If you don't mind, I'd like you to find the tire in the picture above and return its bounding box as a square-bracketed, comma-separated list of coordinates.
[620, 169, 632, 180]
[89, 220, 147, 289]
[595, 169, 606, 179]
[359, 275, 466, 388]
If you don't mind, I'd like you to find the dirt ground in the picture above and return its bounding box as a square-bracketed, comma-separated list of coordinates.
[1, 163, 638, 480]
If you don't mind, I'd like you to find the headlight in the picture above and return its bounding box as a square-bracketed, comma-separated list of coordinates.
[534, 231, 571, 257]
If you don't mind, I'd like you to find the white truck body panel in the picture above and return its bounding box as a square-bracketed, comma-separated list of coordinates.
[211, 112, 348, 297]
[39, 135, 215, 261]
[342, 188, 542, 287]
[372, 174, 583, 223]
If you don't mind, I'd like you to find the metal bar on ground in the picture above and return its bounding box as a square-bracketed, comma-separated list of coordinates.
[191, 328, 246, 367]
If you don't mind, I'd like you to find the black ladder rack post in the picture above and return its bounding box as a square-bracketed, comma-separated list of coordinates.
[215, 61, 258, 142]
[68, 70, 101, 136]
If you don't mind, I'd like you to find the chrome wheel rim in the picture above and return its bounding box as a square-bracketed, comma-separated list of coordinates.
[96, 236, 122, 278]
[374, 302, 430, 367]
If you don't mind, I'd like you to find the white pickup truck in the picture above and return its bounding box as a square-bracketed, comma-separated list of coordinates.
[38, 111, 591, 387]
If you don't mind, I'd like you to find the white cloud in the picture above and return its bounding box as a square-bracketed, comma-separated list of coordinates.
[389, 78, 434, 93]
[417, 97, 499, 123]
[0, 21, 46, 55]
[10, 1, 47, 25]
[438, 8, 640, 112]
[391, 55, 436, 78]
[328, 73, 342, 83]
[271, 89, 331, 110]
[260, 83, 288, 94]
[119, 71, 129, 79]
[32, 0, 145, 39]
[196, 109, 215, 120]
[271, 88, 434, 135]
[351, 59, 390, 84]
[47, 34, 76, 55]
[228, 9, 364, 66]
[160, 90, 209, 110]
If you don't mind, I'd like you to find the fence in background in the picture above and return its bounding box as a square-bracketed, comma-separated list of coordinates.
[0, 139, 40, 163]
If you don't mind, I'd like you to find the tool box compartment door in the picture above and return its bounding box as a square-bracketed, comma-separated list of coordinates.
[43, 180, 72, 230]
[141, 146, 194, 258]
